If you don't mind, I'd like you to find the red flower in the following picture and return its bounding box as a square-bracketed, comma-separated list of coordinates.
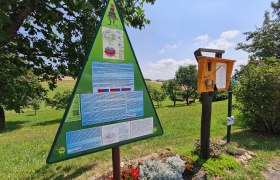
[130, 167, 139, 180]
[185, 163, 192, 171]
[110, 175, 114, 180]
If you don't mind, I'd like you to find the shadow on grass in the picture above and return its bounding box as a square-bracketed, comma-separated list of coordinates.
[155, 102, 199, 109]
[0, 120, 29, 133]
[31, 163, 97, 179]
[32, 118, 61, 127]
[225, 130, 280, 152]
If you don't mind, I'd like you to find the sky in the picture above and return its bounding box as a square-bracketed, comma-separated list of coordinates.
[126, 0, 272, 80]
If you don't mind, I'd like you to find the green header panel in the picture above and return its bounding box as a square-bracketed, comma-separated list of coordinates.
[46, 0, 163, 164]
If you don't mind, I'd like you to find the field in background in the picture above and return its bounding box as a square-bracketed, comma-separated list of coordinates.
[1, 80, 280, 179]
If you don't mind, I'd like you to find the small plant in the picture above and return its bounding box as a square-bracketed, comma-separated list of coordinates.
[202, 154, 240, 177]
[223, 143, 238, 155]
[139, 155, 186, 180]
[120, 166, 139, 180]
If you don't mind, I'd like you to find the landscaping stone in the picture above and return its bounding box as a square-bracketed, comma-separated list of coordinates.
[194, 169, 207, 180]
[218, 140, 226, 145]
[247, 151, 257, 157]
[235, 149, 247, 156]
[239, 155, 247, 161]
[244, 152, 252, 160]
[238, 159, 246, 165]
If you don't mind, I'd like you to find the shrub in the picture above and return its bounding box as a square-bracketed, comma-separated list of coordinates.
[46, 90, 72, 110]
[139, 155, 185, 180]
[147, 85, 166, 107]
[235, 58, 280, 134]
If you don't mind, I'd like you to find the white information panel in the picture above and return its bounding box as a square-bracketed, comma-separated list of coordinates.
[131, 118, 154, 139]
[216, 63, 227, 89]
[65, 117, 153, 154]
[102, 122, 130, 145]
[227, 116, 234, 126]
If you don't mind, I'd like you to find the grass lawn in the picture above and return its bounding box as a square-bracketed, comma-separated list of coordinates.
[1, 80, 280, 179]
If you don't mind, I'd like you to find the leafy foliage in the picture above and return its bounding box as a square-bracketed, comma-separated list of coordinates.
[0, 0, 156, 88]
[175, 65, 197, 105]
[46, 90, 71, 110]
[202, 154, 240, 177]
[161, 79, 179, 106]
[0, 0, 155, 128]
[236, 0, 280, 60]
[148, 86, 166, 107]
[29, 98, 41, 115]
[234, 58, 280, 134]
[0, 66, 46, 113]
[212, 90, 228, 102]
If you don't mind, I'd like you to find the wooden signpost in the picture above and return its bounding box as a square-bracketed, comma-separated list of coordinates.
[194, 48, 235, 159]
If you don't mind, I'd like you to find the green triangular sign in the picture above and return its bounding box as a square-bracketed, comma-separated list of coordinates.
[46, 0, 163, 164]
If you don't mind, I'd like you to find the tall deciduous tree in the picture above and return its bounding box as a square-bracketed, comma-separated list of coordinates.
[175, 65, 197, 105]
[0, 0, 155, 129]
[235, 1, 280, 134]
[1, 0, 156, 87]
[236, 0, 280, 60]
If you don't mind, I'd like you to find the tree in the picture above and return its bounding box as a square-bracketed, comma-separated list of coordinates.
[46, 90, 71, 110]
[234, 58, 280, 134]
[0, 0, 155, 129]
[30, 99, 41, 115]
[0, 0, 156, 87]
[161, 79, 179, 106]
[147, 85, 166, 107]
[175, 65, 197, 105]
[0, 67, 46, 129]
[236, 0, 280, 60]
[150, 88, 166, 107]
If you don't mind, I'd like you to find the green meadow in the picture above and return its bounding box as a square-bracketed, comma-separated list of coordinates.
[1, 80, 279, 179]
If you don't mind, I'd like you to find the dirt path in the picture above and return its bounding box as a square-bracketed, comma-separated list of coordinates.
[263, 157, 280, 180]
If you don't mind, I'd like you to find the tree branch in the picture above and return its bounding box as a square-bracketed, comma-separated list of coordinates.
[3, 0, 39, 39]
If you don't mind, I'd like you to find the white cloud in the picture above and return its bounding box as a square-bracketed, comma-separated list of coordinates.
[165, 44, 178, 49]
[143, 58, 196, 80]
[159, 49, 165, 54]
[193, 30, 241, 50]
[220, 30, 240, 39]
[195, 35, 209, 43]
[206, 38, 234, 49]
[159, 40, 183, 54]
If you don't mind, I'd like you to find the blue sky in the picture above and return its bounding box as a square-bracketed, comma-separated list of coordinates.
[126, 0, 272, 80]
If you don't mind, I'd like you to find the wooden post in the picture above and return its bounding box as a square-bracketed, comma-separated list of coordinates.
[112, 147, 121, 180]
[200, 92, 213, 159]
[227, 87, 232, 143]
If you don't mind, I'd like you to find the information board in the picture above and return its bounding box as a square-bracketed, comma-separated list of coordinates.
[197, 56, 236, 92]
[46, 0, 163, 164]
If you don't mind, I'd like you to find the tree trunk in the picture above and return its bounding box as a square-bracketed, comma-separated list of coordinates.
[173, 101, 176, 106]
[0, 106, 6, 130]
[2, 0, 38, 40]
